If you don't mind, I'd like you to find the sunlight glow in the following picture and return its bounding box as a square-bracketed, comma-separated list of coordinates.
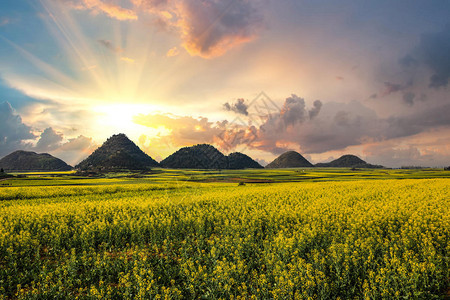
[93, 103, 171, 141]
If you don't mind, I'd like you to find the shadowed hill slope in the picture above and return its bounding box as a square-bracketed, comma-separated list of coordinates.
[75, 134, 159, 171]
[161, 144, 228, 169]
[265, 151, 314, 168]
[315, 155, 383, 168]
[227, 152, 263, 169]
[0, 150, 72, 172]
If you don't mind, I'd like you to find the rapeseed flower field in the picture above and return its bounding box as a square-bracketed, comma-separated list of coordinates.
[0, 176, 448, 299]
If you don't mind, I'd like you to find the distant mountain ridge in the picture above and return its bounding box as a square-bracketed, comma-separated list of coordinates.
[0, 150, 72, 172]
[76, 133, 159, 171]
[160, 144, 263, 169]
[265, 151, 314, 168]
[316, 155, 383, 168]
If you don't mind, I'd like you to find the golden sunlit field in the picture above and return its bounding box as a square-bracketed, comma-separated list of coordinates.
[0, 170, 449, 299]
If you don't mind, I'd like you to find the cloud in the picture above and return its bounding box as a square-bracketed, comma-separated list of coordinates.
[279, 94, 308, 127]
[384, 103, 450, 140]
[63, 0, 263, 58]
[362, 136, 450, 168]
[223, 98, 248, 116]
[0, 102, 97, 165]
[136, 95, 324, 155]
[35, 127, 64, 152]
[133, 113, 259, 154]
[308, 100, 322, 119]
[255, 100, 378, 154]
[175, 0, 263, 58]
[400, 25, 450, 89]
[254, 98, 450, 155]
[399, 55, 418, 69]
[166, 47, 180, 57]
[380, 81, 412, 97]
[381, 82, 404, 96]
[402, 92, 415, 106]
[272, 95, 322, 128]
[417, 25, 450, 88]
[0, 101, 35, 157]
[59, 135, 95, 151]
[62, 0, 138, 21]
[52, 135, 98, 165]
[98, 39, 123, 53]
[120, 56, 135, 63]
[134, 113, 223, 146]
[135, 0, 263, 58]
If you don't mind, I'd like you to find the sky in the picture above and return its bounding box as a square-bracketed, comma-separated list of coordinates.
[1, 0, 450, 167]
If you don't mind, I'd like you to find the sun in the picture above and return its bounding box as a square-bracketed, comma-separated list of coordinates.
[93, 103, 168, 142]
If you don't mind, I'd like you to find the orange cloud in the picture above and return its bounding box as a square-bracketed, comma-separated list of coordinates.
[64, 0, 138, 21]
[166, 47, 179, 57]
[120, 56, 135, 63]
[134, 0, 263, 58]
[133, 113, 259, 154]
[175, 0, 262, 58]
[64, 0, 262, 57]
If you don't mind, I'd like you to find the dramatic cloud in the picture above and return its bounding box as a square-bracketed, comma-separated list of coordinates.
[0, 101, 35, 157]
[134, 114, 222, 146]
[136, 95, 324, 155]
[133, 113, 258, 155]
[223, 98, 248, 116]
[384, 103, 450, 140]
[255, 100, 378, 154]
[134, 0, 263, 58]
[399, 25, 450, 89]
[60, 0, 263, 58]
[261, 95, 322, 131]
[417, 25, 450, 88]
[35, 127, 64, 152]
[174, 0, 263, 58]
[279, 95, 309, 127]
[61, 0, 138, 21]
[255, 98, 450, 155]
[0, 102, 97, 164]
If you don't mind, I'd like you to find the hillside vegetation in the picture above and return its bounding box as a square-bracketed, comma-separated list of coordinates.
[0, 150, 72, 172]
[75, 134, 159, 171]
[316, 155, 383, 168]
[161, 144, 262, 169]
[266, 151, 314, 168]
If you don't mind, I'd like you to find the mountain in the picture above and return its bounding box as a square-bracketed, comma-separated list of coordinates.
[265, 151, 314, 168]
[160, 144, 228, 169]
[75, 133, 159, 171]
[315, 155, 383, 168]
[227, 152, 263, 169]
[0, 150, 72, 172]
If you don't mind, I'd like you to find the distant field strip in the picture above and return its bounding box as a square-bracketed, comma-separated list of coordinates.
[0, 179, 449, 299]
